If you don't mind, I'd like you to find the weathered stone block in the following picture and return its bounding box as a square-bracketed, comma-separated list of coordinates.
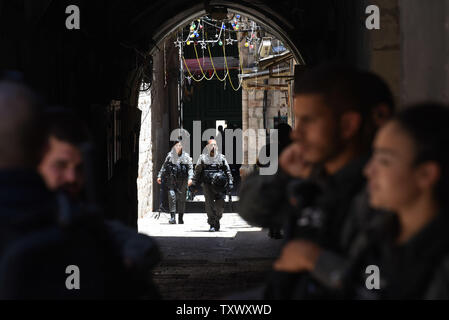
[255, 90, 265, 100]
[249, 100, 263, 108]
[254, 107, 264, 118]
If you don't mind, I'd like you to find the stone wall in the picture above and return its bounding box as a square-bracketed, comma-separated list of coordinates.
[239, 25, 293, 165]
[360, 0, 449, 107]
[399, 0, 449, 105]
[368, 0, 400, 105]
[137, 90, 152, 219]
[241, 76, 292, 165]
[244, 82, 290, 130]
[351, 0, 400, 105]
[137, 38, 181, 216]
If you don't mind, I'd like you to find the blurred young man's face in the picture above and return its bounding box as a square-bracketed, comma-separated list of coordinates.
[363, 121, 422, 211]
[38, 136, 85, 198]
[291, 94, 340, 164]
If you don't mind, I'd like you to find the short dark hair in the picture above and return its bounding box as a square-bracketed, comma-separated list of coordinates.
[394, 103, 449, 208]
[358, 71, 395, 114]
[170, 139, 182, 149]
[294, 63, 395, 115]
[42, 107, 90, 147]
[294, 63, 364, 115]
[358, 71, 396, 147]
[294, 63, 395, 150]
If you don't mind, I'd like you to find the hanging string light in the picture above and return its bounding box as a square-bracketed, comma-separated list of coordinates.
[207, 43, 228, 82]
[175, 14, 260, 89]
[193, 44, 214, 81]
[174, 15, 260, 47]
[222, 33, 244, 91]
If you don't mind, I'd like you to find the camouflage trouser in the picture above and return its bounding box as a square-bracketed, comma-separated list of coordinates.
[203, 184, 224, 228]
[168, 181, 188, 214]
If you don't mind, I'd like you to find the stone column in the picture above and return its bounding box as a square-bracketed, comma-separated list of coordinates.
[399, 0, 449, 105]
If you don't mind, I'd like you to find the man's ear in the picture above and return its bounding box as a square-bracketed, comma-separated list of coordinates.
[340, 111, 362, 140]
[416, 162, 441, 190]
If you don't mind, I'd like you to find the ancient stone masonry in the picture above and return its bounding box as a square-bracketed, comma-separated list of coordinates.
[368, 0, 400, 105]
[137, 89, 152, 219]
[239, 27, 294, 167]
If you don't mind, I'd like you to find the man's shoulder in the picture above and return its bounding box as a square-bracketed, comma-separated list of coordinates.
[181, 152, 192, 160]
[218, 153, 228, 162]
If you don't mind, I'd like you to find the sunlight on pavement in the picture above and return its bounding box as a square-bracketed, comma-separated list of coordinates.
[138, 212, 261, 238]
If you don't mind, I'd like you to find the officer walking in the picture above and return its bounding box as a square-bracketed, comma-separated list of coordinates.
[157, 140, 193, 224]
[192, 139, 233, 232]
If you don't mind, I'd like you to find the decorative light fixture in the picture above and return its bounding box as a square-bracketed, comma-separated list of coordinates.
[174, 14, 265, 91]
[258, 37, 272, 58]
[174, 15, 260, 48]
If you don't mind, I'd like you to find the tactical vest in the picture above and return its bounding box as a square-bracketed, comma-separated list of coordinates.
[202, 160, 229, 192]
[164, 162, 189, 180]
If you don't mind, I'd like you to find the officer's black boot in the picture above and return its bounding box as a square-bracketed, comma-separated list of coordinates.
[178, 213, 184, 224]
[169, 213, 176, 224]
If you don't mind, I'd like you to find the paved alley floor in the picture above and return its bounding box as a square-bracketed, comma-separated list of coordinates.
[138, 211, 260, 239]
[138, 211, 283, 300]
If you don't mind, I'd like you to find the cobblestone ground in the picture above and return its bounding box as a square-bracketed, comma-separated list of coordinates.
[138, 210, 283, 300]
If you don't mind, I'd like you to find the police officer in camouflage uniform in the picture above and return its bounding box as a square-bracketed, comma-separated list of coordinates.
[192, 139, 233, 232]
[157, 141, 193, 224]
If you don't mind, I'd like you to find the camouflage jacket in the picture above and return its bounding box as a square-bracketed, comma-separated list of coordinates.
[157, 151, 193, 181]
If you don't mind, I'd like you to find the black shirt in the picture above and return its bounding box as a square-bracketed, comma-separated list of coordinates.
[0, 169, 57, 255]
[348, 212, 449, 299]
[290, 155, 370, 251]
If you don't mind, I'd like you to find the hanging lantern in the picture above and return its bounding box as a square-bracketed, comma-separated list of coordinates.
[244, 42, 249, 47]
